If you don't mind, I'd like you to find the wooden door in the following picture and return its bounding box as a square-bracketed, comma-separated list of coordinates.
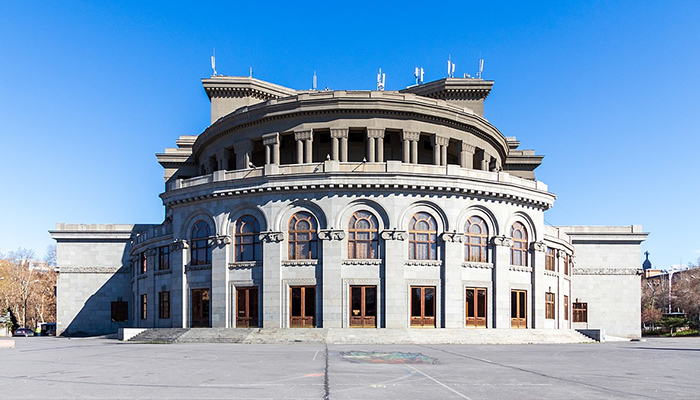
[410, 286, 436, 328]
[349, 286, 377, 328]
[290, 286, 315, 328]
[236, 287, 259, 327]
[191, 289, 210, 328]
[511, 290, 527, 329]
[466, 287, 487, 328]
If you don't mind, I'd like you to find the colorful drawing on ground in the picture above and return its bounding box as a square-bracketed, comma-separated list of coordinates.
[339, 351, 438, 364]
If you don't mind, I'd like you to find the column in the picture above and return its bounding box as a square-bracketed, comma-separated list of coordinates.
[401, 131, 419, 164]
[382, 230, 408, 328]
[261, 232, 284, 328]
[216, 149, 229, 171]
[330, 128, 348, 162]
[305, 134, 313, 163]
[481, 151, 490, 171]
[432, 136, 440, 165]
[440, 141, 448, 166]
[531, 242, 546, 329]
[367, 128, 384, 163]
[319, 229, 345, 327]
[294, 130, 312, 164]
[170, 240, 188, 328]
[210, 235, 230, 328]
[442, 233, 466, 328]
[262, 132, 280, 165]
[234, 140, 254, 169]
[493, 236, 513, 328]
[433, 135, 449, 166]
[460, 142, 475, 169]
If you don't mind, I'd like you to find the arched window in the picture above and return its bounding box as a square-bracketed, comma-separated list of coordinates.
[465, 216, 488, 262]
[409, 212, 438, 260]
[288, 212, 317, 260]
[348, 210, 379, 259]
[191, 220, 212, 265]
[510, 222, 528, 266]
[235, 215, 261, 262]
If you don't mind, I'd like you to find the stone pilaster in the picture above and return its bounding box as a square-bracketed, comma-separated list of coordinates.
[433, 135, 449, 166]
[381, 229, 407, 328]
[367, 129, 385, 163]
[210, 235, 231, 327]
[261, 231, 283, 328]
[492, 235, 513, 328]
[401, 131, 420, 164]
[530, 241, 546, 329]
[234, 140, 254, 170]
[170, 239, 188, 328]
[330, 128, 348, 162]
[262, 132, 280, 165]
[442, 232, 466, 328]
[460, 142, 475, 169]
[319, 229, 345, 327]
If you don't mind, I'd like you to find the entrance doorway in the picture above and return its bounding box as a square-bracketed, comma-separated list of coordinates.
[511, 289, 527, 329]
[290, 286, 315, 328]
[236, 287, 259, 327]
[410, 286, 436, 328]
[465, 287, 487, 328]
[349, 285, 377, 328]
[191, 289, 210, 327]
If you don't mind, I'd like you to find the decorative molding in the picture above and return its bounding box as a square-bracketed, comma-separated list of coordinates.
[342, 259, 382, 266]
[330, 128, 349, 139]
[462, 262, 493, 269]
[318, 229, 346, 241]
[544, 270, 558, 278]
[171, 239, 188, 250]
[434, 135, 449, 147]
[233, 139, 254, 153]
[366, 128, 385, 139]
[58, 266, 122, 274]
[401, 131, 420, 142]
[154, 269, 172, 276]
[262, 132, 279, 146]
[294, 130, 313, 141]
[509, 265, 533, 273]
[405, 260, 443, 267]
[185, 264, 211, 273]
[260, 231, 284, 243]
[530, 241, 546, 252]
[144, 248, 157, 257]
[228, 261, 262, 269]
[492, 236, 513, 247]
[381, 229, 407, 241]
[441, 231, 466, 243]
[282, 259, 319, 267]
[573, 267, 642, 276]
[461, 142, 476, 153]
[209, 235, 231, 247]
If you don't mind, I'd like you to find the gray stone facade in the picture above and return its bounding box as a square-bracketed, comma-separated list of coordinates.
[50, 75, 648, 338]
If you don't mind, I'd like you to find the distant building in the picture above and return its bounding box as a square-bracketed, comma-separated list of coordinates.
[50, 74, 648, 338]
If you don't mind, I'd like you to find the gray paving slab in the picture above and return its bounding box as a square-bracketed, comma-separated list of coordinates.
[1, 337, 698, 399]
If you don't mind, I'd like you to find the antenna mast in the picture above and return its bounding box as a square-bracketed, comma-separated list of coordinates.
[447, 55, 455, 78]
[477, 57, 484, 79]
[377, 68, 385, 91]
[210, 49, 217, 76]
[414, 67, 424, 85]
[312, 71, 317, 91]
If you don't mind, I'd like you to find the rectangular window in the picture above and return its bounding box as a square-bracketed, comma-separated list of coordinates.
[564, 254, 571, 275]
[545, 248, 556, 271]
[564, 295, 569, 321]
[545, 292, 555, 319]
[140, 253, 147, 274]
[159, 291, 170, 319]
[573, 302, 587, 323]
[140, 294, 147, 320]
[158, 246, 170, 270]
[111, 301, 128, 322]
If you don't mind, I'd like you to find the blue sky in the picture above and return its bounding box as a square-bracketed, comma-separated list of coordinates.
[1, 1, 698, 269]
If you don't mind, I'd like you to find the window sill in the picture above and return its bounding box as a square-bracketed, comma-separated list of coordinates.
[509, 265, 532, 272]
[229, 261, 262, 269]
[185, 264, 212, 272]
[462, 261, 493, 269]
[404, 260, 443, 267]
[342, 259, 382, 266]
[282, 259, 319, 267]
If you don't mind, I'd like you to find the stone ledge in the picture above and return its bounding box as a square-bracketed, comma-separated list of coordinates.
[58, 266, 122, 274]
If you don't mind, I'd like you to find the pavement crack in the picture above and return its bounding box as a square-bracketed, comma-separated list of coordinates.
[323, 344, 330, 400]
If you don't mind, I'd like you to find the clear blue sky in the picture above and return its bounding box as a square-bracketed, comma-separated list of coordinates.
[1, 1, 698, 270]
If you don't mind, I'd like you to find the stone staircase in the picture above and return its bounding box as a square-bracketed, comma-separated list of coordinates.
[127, 328, 595, 345]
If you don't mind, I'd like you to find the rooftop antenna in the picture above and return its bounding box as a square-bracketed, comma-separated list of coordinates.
[414, 67, 424, 85]
[210, 49, 217, 76]
[447, 55, 455, 78]
[377, 68, 386, 91]
[477, 56, 484, 79]
[312, 71, 317, 91]
[249, 66, 253, 78]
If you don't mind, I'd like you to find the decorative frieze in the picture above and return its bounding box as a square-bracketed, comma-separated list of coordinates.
[573, 267, 642, 276]
[544, 270, 558, 278]
[330, 128, 349, 139]
[404, 260, 443, 267]
[59, 266, 122, 274]
[462, 262, 493, 269]
[260, 231, 284, 243]
[366, 128, 385, 139]
[294, 130, 313, 141]
[262, 132, 279, 146]
[318, 229, 346, 241]
[185, 264, 211, 273]
[233, 139, 254, 154]
[228, 261, 262, 269]
[282, 259, 319, 267]
[170, 239, 188, 250]
[209, 235, 231, 247]
[441, 231, 466, 243]
[401, 131, 420, 142]
[342, 259, 382, 266]
[381, 229, 407, 241]
[144, 248, 157, 257]
[461, 142, 476, 153]
[509, 265, 533, 273]
[492, 236, 513, 247]
[434, 135, 449, 147]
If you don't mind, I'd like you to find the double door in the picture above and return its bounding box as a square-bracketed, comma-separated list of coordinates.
[236, 287, 259, 327]
[191, 289, 210, 328]
[349, 285, 377, 328]
[410, 286, 436, 328]
[511, 290, 527, 329]
[290, 286, 315, 328]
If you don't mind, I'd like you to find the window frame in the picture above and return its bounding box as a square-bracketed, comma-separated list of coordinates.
[545, 247, 556, 271]
[545, 292, 555, 320]
[140, 294, 147, 320]
[158, 245, 170, 271]
[409, 212, 438, 260]
[573, 302, 588, 323]
[288, 212, 318, 260]
[510, 222, 528, 266]
[159, 291, 170, 319]
[564, 295, 569, 321]
[348, 210, 379, 259]
[190, 220, 212, 266]
[235, 215, 261, 262]
[465, 216, 488, 263]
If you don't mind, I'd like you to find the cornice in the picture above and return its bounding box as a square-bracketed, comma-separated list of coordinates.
[573, 267, 642, 276]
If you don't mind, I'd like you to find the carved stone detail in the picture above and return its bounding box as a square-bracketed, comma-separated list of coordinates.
[461, 142, 476, 153]
[260, 231, 284, 243]
[59, 266, 122, 274]
[262, 132, 279, 146]
[318, 229, 346, 241]
[233, 139, 254, 153]
[492, 236, 513, 247]
[294, 130, 313, 141]
[330, 128, 349, 139]
[462, 262, 493, 269]
[229, 261, 262, 269]
[401, 131, 420, 142]
[441, 231, 466, 243]
[209, 235, 231, 247]
[434, 135, 449, 147]
[404, 260, 443, 267]
[170, 240, 188, 250]
[573, 267, 642, 276]
[530, 241, 546, 252]
[381, 229, 407, 241]
[282, 260, 319, 267]
[185, 264, 212, 273]
[509, 265, 533, 273]
[342, 259, 382, 266]
[366, 128, 385, 139]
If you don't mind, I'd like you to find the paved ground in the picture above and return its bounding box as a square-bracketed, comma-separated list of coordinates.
[0, 337, 698, 399]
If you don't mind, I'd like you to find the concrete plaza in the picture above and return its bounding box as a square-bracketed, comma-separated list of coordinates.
[0, 337, 697, 399]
